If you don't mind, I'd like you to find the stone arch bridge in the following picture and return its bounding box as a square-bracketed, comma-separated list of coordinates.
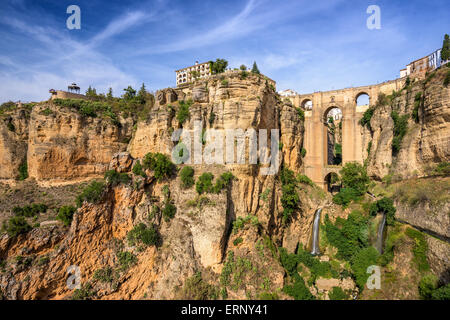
[287, 78, 405, 189]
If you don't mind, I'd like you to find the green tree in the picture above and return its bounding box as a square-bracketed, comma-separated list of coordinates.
[441, 34, 450, 62]
[240, 64, 247, 71]
[123, 86, 136, 100]
[180, 166, 195, 188]
[137, 83, 148, 104]
[340, 162, 370, 196]
[57, 206, 77, 226]
[251, 61, 260, 74]
[209, 59, 228, 74]
[85, 86, 97, 98]
[106, 87, 113, 99]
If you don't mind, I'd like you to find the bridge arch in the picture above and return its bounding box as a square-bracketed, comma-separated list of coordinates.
[301, 98, 313, 110]
[324, 172, 341, 193]
[356, 92, 370, 106]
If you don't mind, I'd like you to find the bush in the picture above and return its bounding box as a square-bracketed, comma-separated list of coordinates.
[116, 251, 137, 271]
[71, 283, 96, 300]
[162, 201, 176, 222]
[76, 181, 105, 207]
[2, 216, 32, 237]
[212, 172, 234, 193]
[340, 162, 370, 196]
[351, 246, 379, 289]
[142, 152, 175, 181]
[283, 274, 315, 300]
[391, 111, 409, 155]
[280, 168, 300, 223]
[369, 197, 396, 225]
[196, 172, 214, 194]
[180, 166, 195, 188]
[18, 160, 28, 181]
[301, 148, 307, 158]
[232, 215, 259, 234]
[405, 228, 429, 272]
[328, 286, 348, 300]
[13, 203, 47, 218]
[431, 283, 450, 300]
[296, 108, 305, 121]
[104, 170, 130, 186]
[359, 107, 375, 129]
[433, 162, 450, 176]
[177, 100, 192, 125]
[132, 160, 146, 178]
[181, 271, 218, 300]
[324, 211, 369, 261]
[93, 267, 115, 283]
[419, 274, 438, 299]
[444, 70, 450, 87]
[127, 223, 159, 247]
[57, 206, 76, 226]
[332, 187, 360, 207]
[297, 174, 314, 187]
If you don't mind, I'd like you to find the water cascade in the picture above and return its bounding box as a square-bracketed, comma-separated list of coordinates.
[376, 213, 386, 254]
[311, 208, 322, 255]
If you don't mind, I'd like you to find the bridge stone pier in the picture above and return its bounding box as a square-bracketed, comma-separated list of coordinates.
[288, 78, 405, 189]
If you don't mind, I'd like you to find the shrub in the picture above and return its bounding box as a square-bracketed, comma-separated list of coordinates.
[296, 108, 305, 121]
[405, 228, 429, 272]
[297, 174, 314, 187]
[340, 162, 369, 194]
[283, 274, 315, 300]
[177, 100, 192, 125]
[433, 162, 450, 176]
[76, 181, 105, 207]
[196, 172, 214, 194]
[13, 203, 47, 217]
[369, 197, 396, 225]
[359, 107, 375, 129]
[233, 237, 243, 246]
[57, 206, 76, 226]
[444, 70, 450, 87]
[18, 160, 28, 181]
[132, 160, 146, 178]
[104, 170, 130, 186]
[324, 211, 369, 261]
[301, 147, 307, 158]
[328, 286, 348, 300]
[212, 172, 234, 193]
[116, 251, 137, 271]
[71, 283, 96, 300]
[351, 246, 379, 289]
[431, 283, 450, 300]
[93, 267, 115, 283]
[2, 216, 32, 237]
[280, 169, 300, 223]
[142, 152, 175, 181]
[332, 187, 360, 207]
[419, 274, 438, 299]
[180, 166, 195, 188]
[127, 223, 159, 247]
[221, 79, 229, 86]
[181, 272, 218, 300]
[391, 111, 409, 155]
[162, 201, 176, 222]
[232, 215, 259, 234]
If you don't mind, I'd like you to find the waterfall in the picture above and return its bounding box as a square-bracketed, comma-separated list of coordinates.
[376, 213, 386, 254]
[311, 208, 322, 255]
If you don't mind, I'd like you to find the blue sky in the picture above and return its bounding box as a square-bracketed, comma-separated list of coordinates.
[0, 0, 449, 102]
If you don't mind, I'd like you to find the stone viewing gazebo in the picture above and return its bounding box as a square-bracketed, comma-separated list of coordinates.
[68, 83, 80, 94]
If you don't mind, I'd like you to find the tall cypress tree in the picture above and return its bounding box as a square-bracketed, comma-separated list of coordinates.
[251, 61, 260, 74]
[442, 34, 450, 62]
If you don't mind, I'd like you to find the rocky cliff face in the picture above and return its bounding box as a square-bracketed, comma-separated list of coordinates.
[0, 69, 449, 300]
[365, 68, 450, 180]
